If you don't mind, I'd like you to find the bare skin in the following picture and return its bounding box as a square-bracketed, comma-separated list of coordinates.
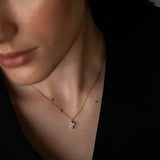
[0, 0, 106, 159]
[9, 64, 105, 160]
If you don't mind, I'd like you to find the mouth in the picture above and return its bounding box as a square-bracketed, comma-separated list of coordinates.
[0, 47, 38, 68]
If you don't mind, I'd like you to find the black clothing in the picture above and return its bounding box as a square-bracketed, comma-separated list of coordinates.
[0, 1, 160, 159]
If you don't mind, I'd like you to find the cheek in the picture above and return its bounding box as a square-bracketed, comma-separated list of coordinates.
[20, 1, 75, 40]
[20, 0, 86, 61]
[29, 2, 67, 29]
[20, 0, 85, 43]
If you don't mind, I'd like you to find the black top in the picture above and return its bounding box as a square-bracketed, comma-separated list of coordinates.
[0, 1, 160, 159]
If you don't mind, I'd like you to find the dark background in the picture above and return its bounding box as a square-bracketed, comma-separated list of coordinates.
[91, 0, 160, 159]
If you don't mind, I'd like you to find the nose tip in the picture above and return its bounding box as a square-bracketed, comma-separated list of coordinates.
[0, 22, 17, 43]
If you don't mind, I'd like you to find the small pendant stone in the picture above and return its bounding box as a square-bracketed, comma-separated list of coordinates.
[69, 121, 76, 129]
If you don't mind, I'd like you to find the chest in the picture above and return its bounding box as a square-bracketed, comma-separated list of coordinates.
[11, 97, 102, 160]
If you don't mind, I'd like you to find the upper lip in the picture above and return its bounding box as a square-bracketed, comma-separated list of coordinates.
[0, 47, 37, 58]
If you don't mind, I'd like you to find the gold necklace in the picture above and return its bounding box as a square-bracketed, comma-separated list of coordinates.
[31, 55, 105, 129]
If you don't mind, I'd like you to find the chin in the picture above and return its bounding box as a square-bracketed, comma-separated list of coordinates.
[1, 66, 52, 86]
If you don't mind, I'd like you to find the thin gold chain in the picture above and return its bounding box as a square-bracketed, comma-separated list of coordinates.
[31, 55, 105, 128]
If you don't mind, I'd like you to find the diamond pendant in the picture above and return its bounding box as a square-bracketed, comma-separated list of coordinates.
[69, 121, 76, 129]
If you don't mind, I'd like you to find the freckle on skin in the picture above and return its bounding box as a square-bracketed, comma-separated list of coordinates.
[95, 100, 98, 103]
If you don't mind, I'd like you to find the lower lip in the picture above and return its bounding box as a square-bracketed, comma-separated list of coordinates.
[0, 48, 37, 68]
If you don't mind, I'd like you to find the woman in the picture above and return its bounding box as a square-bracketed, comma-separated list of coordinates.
[0, 0, 159, 159]
[0, 0, 108, 159]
